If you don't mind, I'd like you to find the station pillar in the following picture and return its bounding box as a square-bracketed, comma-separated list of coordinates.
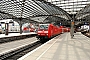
[89, 22, 90, 33]
[20, 19, 22, 34]
[5, 23, 8, 35]
[70, 21, 74, 38]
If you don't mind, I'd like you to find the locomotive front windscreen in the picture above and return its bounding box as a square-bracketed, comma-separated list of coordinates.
[39, 24, 49, 30]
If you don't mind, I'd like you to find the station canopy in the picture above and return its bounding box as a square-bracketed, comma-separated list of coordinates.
[76, 4, 90, 22]
[46, 0, 90, 25]
[0, 0, 71, 24]
[74, 3, 90, 26]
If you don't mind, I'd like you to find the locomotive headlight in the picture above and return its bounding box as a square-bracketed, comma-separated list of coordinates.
[38, 34, 40, 35]
[46, 34, 48, 35]
[44, 31, 48, 33]
[38, 31, 41, 33]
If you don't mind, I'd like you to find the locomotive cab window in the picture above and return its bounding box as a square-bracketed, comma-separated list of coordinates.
[39, 24, 49, 30]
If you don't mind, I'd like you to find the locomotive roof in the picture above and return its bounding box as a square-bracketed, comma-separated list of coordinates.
[39, 24, 50, 25]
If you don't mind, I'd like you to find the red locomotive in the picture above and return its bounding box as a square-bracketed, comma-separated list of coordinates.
[37, 24, 70, 42]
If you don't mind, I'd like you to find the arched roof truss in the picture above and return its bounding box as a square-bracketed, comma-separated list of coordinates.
[76, 4, 90, 21]
[0, 0, 71, 23]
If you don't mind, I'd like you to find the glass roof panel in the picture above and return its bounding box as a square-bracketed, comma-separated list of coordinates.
[47, 0, 90, 14]
[28, 1, 49, 15]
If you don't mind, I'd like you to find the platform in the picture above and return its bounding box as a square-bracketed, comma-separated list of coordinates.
[18, 32, 90, 60]
[0, 37, 38, 55]
[0, 32, 36, 38]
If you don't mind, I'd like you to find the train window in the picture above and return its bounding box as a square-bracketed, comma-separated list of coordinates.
[39, 25, 48, 30]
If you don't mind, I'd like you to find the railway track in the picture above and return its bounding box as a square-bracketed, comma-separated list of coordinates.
[81, 31, 90, 38]
[0, 41, 42, 60]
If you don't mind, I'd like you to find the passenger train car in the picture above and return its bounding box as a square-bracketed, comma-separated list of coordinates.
[0, 19, 20, 34]
[60, 26, 70, 33]
[37, 24, 70, 42]
[22, 23, 35, 33]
